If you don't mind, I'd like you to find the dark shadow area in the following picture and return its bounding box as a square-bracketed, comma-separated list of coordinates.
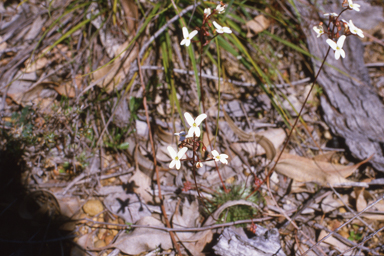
[0, 137, 73, 256]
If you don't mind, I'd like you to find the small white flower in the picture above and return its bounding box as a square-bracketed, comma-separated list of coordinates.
[204, 8, 211, 16]
[211, 150, 229, 164]
[326, 35, 346, 60]
[184, 112, 207, 137]
[216, 4, 225, 14]
[213, 21, 232, 34]
[346, 20, 364, 38]
[313, 25, 324, 38]
[324, 12, 338, 17]
[347, 0, 360, 11]
[167, 146, 188, 170]
[180, 27, 198, 47]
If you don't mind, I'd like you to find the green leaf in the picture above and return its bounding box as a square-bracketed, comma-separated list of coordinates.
[117, 142, 130, 150]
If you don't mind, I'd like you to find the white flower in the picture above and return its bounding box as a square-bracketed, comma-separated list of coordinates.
[184, 112, 207, 137]
[324, 12, 338, 17]
[313, 25, 324, 38]
[346, 20, 364, 38]
[213, 21, 232, 34]
[347, 0, 360, 11]
[180, 27, 198, 47]
[326, 35, 346, 60]
[216, 4, 225, 14]
[204, 8, 211, 16]
[211, 150, 228, 164]
[167, 146, 188, 170]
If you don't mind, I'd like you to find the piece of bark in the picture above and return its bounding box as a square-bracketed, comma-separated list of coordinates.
[291, 0, 384, 171]
[213, 227, 286, 256]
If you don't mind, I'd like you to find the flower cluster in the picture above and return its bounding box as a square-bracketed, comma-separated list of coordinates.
[167, 112, 229, 170]
[313, 0, 364, 60]
[180, 3, 232, 48]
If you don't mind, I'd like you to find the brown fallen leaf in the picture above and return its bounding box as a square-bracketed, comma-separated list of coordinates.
[275, 153, 373, 186]
[110, 216, 173, 255]
[172, 200, 212, 256]
[246, 15, 271, 37]
[92, 42, 138, 93]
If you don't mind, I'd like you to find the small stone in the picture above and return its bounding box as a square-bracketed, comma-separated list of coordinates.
[83, 199, 104, 217]
[104, 234, 114, 245]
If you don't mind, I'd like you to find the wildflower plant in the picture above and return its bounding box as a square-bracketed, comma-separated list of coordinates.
[312, 0, 364, 60]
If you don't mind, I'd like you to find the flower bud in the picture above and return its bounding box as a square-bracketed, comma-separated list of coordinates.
[202, 146, 206, 152]
[196, 162, 203, 168]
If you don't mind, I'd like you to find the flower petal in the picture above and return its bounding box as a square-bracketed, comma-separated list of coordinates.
[180, 39, 186, 46]
[220, 158, 228, 164]
[169, 160, 176, 168]
[335, 50, 340, 60]
[339, 49, 345, 58]
[213, 21, 221, 30]
[187, 127, 195, 138]
[195, 127, 201, 137]
[185, 39, 191, 47]
[175, 160, 181, 170]
[223, 27, 232, 34]
[326, 39, 337, 50]
[167, 146, 177, 159]
[189, 30, 198, 39]
[184, 112, 195, 127]
[337, 35, 346, 48]
[178, 147, 188, 159]
[195, 114, 207, 125]
[182, 27, 189, 39]
[211, 150, 219, 158]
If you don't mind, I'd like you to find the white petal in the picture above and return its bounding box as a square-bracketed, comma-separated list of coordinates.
[194, 127, 201, 137]
[189, 30, 198, 39]
[326, 39, 337, 50]
[184, 112, 195, 127]
[178, 147, 188, 159]
[220, 158, 228, 164]
[339, 49, 345, 58]
[223, 27, 232, 34]
[180, 39, 186, 46]
[211, 150, 219, 157]
[185, 39, 191, 47]
[213, 21, 222, 30]
[195, 114, 207, 125]
[335, 50, 340, 60]
[169, 160, 176, 168]
[187, 127, 195, 138]
[182, 27, 189, 39]
[337, 35, 346, 48]
[220, 154, 229, 159]
[175, 160, 181, 170]
[167, 146, 177, 159]
[358, 31, 364, 38]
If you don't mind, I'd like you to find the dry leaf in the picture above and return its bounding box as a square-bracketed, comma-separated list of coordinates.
[318, 230, 353, 256]
[92, 42, 138, 93]
[172, 200, 212, 256]
[111, 216, 173, 255]
[120, 0, 139, 33]
[246, 15, 271, 37]
[128, 169, 152, 203]
[275, 153, 372, 186]
[104, 192, 152, 223]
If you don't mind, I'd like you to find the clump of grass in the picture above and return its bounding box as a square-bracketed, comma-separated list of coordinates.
[204, 184, 261, 226]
